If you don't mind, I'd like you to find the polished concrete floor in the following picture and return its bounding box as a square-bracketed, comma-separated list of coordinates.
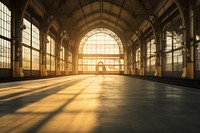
[0, 75, 200, 133]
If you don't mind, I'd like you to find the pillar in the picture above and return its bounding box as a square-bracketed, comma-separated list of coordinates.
[12, 1, 24, 78]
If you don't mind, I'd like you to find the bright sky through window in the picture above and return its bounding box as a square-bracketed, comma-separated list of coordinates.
[78, 28, 124, 73]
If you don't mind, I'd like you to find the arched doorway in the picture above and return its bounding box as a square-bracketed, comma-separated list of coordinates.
[96, 61, 106, 74]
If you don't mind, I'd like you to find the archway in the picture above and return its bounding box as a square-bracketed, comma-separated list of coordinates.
[96, 61, 106, 74]
[78, 28, 124, 74]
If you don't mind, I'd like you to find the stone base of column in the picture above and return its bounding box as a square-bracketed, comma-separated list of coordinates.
[131, 68, 136, 75]
[65, 67, 69, 75]
[156, 66, 162, 77]
[186, 62, 194, 79]
[13, 61, 24, 78]
[40, 64, 47, 76]
[56, 66, 61, 76]
[140, 68, 144, 76]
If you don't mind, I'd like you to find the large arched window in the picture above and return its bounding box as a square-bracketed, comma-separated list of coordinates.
[78, 28, 124, 74]
[0, 1, 11, 69]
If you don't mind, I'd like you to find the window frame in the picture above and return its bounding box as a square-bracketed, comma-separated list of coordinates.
[162, 16, 183, 72]
[22, 17, 40, 71]
[78, 29, 124, 72]
[0, 1, 11, 69]
[46, 35, 56, 71]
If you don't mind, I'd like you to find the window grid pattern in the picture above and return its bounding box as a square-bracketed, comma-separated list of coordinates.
[146, 38, 156, 72]
[32, 50, 39, 70]
[0, 2, 11, 38]
[79, 28, 123, 54]
[46, 35, 55, 71]
[78, 29, 124, 72]
[22, 46, 31, 70]
[22, 19, 31, 46]
[68, 51, 72, 72]
[82, 33, 119, 54]
[22, 18, 40, 70]
[0, 2, 11, 69]
[0, 39, 11, 68]
[136, 47, 140, 69]
[60, 46, 65, 71]
[128, 49, 133, 72]
[196, 43, 200, 70]
[163, 18, 183, 72]
[32, 24, 40, 49]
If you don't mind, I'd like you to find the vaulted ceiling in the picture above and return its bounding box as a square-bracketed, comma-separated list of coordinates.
[39, 0, 162, 43]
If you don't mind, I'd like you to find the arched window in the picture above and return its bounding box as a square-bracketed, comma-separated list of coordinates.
[78, 28, 124, 74]
[0, 1, 11, 69]
[46, 35, 55, 72]
[22, 18, 40, 72]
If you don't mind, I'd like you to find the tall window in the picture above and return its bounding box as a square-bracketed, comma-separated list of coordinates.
[196, 43, 200, 70]
[128, 48, 133, 72]
[195, 8, 200, 71]
[163, 17, 183, 71]
[22, 18, 40, 70]
[136, 47, 140, 69]
[0, 2, 11, 69]
[68, 51, 72, 72]
[78, 28, 124, 73]
[60, 45, 65, 71]
[46, 35, 55, 71]
[146, 38, 156, 72]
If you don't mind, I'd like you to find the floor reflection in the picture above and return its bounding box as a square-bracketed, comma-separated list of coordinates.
[0, 75, 99, 133]
[1, 75, 200, 133]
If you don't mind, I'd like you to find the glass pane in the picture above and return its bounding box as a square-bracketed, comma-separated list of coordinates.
[0, 2, 11, 39]
[78, 28, 123, 73]
[196, 43, 200, 70]
[0, 39, 11, 68]
[22, 18, 31, 45]
[32, 49, 39, 70]
[32, 24, 40, 50]
[46, 35, 55, 71]
[164, 52, 172, 71]
[173, 50, 183, 71]
[164, 31, 172, 52]
[22, 46, 31, 70]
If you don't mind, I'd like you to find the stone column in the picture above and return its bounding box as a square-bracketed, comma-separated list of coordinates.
[131, 45, 136, 75]
[12, 1, 24, 78]
[65, 42, 69, 75]
[155, 27, 162, 77]
[186, 3, 194, 79]
[40, 19, 48, 77]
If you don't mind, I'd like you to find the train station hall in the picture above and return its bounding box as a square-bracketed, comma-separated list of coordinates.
[0, 0, 200, 132]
